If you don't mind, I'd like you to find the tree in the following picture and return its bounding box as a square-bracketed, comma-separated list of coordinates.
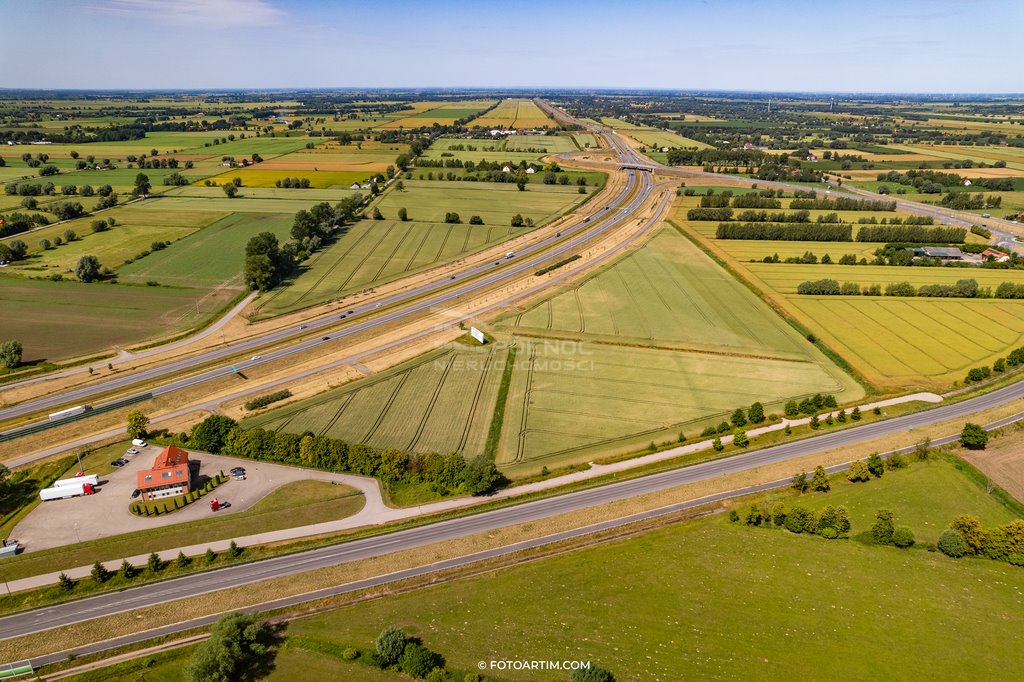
[469, 215, 484, 225]
[8, 240, 27, 260]
[810, 465, 830, 492]
[731, 407, 747, 427]
[847, 459, 870, 482]
[463, 454, 503, 495]
[744, 503, 762, 525]
[400, 642, 444, 678]
[176, 551, 191, 567]
[784, 400, 799, 417]
[733, 430, 749, 447]
[510, 213, 524, 227]
[851, 406, 862, 421]
[376, 626, 409, 666]
[223, 183, 238, 198]
[809, 414, 820, 429]
[784, 506, 813, 533]
[712, 437, 724, 452]
[372, 207, 383, 220]
[244, 253, 275, 291]
[893, 526, 915, 548]
[91, 561, 111, 583]
[126, 410, 149, 439]
[938, 529, 969, 558]
[58, 572, 75, 591]
[190, 415, 238, 453]
[571, 663, 616, 682]
[866, 452, 885, 477]
[120, 559, 137, 579]
[75, 255, 101, 282]
[132, 172, 151, 197]
[914, 436, 931, 461]
[791, 470, 809, 494]
[398, 207, 408, 221]
[872, 509, 895, 544]
[950, 515, 984, 554]
[229, 540, 242, 557]
[961, 422, 988, 450]
[184, 612, 274, 682]
[747, 401, 765, 424]
[147, 552, 163, 573]
[0, 340, 23, 369]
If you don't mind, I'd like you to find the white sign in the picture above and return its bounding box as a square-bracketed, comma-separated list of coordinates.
[470, 326, 486, 344]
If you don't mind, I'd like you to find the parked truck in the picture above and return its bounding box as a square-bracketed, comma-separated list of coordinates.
[53, 474, 99, 488]
[39, 482, 94, 501]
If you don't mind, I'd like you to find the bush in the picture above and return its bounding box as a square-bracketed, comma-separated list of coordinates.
[893, 526, 915, 548]
[872, 509, 895, 544]
[399, 642, 444, 679]
[784, 506, 813, 534]
[937, 529, 969, 558]
[728, 510, 740, 522]
[961, 422, 988, 450]
[376, 626, 409, 666]
[91, 561, 111, 583]
[810, 465, 830, 492]
[570, 663, 616, 682]
[342, 647, 359, 660]
[866, 452, 885, 477]
[847, 459, 871, 482]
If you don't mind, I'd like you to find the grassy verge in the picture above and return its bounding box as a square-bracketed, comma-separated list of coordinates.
[484, 345, 517, 459]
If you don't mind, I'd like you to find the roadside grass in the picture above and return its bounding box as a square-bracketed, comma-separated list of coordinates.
[272, 458, 1024, 681]
[0, 480, 364, 587]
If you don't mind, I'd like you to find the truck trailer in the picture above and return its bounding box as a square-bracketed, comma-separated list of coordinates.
[53, 474, 99, 488]
[39, 482, 94, 501]
[47, 405, 91, 422]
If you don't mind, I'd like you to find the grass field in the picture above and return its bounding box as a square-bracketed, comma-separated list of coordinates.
[263, 458, 1024, 681]
[373, 180, 586, 225]
[0, 275, 238, 361]
[118, 212, 294, 289]
[202, 168, 374, 189]
[469, 98, 555, 129]
[245, 345, 506, 456]
[377, 100, 496, 129]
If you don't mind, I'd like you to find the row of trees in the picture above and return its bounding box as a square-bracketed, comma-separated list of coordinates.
[188, 415, 504, 496]
[716, 222, 853, 241]
[796, 278, 990, 299]
[738, 499, 852, 539]
[940, 192, 1002, 210]
[855, 224, 962, 243]
[876, 169, 1015, 192]
[789, 197, 896, 211]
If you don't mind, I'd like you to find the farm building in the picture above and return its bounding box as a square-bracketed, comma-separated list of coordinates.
[136, 446, 193, 501]
[980, 248, 1011, 262]
[907, 246, 964, 261]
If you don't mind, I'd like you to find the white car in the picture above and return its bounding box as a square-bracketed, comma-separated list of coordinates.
[131, 438, 147, 447]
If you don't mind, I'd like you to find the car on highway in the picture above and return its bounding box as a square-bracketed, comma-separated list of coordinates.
[251, 355, 261, 361]
[584, 217, 590, 223]
[111, 458, 128, 468]
[982, 213, 991, 218]
[506, 251, 515, 258]
[299, 325, 307, 330]
[322, 336, 330, 341]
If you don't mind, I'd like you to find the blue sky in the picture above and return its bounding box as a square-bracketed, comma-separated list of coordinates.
[1, 0, 1021, 93]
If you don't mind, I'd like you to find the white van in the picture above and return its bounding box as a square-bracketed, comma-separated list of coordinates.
[131, 438, 147, 447]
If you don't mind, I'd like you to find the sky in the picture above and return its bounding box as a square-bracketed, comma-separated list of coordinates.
[1, 0, 1022, 93]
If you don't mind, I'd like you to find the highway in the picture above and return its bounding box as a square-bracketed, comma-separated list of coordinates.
[0, 132, 651, 434]
[5, 363, 1024, 662]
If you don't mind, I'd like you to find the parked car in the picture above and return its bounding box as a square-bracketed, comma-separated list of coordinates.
[131, 438, 147, 447]
[111, 458, 128, 468]
[233, 474, 246, 481]
[131, 489, 141, 499]
[230, 467, 246, 476]
[125, 448, 139, 455]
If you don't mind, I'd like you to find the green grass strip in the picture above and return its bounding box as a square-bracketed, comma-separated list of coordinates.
[484, 345, 517, 459]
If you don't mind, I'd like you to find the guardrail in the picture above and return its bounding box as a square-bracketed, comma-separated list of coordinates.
[0, 393, 154, 443]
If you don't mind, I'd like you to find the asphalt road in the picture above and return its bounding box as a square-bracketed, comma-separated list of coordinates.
[0, 133, 648, 433]
[6, 368, 1024, 664]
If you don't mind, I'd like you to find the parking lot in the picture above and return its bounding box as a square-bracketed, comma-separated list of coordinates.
[12, 444, 377, 552]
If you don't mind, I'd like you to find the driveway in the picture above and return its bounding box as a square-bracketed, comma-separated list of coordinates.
[12, 444, 384, 552]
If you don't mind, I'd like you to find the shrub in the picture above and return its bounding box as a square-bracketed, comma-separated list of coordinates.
[120, 559, 137, 579]
[866, 452, 885, 477]
[810, 465, 830, 492]
[886, 452, 905, 470]
[399, 642, 444, 679]
[376, 626, 409, 666]
[820, 526, 838, 539]
[733, 430, 749, 447]
[784, 506, 813, 534]
[950, 515, 984, 554]
[205, 548, 217, 563]
[58, 572, 75, 591]
[961, 422, 988, 450]
[847, 459, 870, 482]
[570, 663, 616, 682]
[893, 526, 915, 548]
[728, 510, 740, 522]
[744, 503, 763, 526]
[91, 561, 111, 583]
[938, 529, 969, 558]
[872, 509, 895, 544]
[712, 437, 724, 452]
[342, 647, 359, 660]
[770, 501, 786, 526]
[229, 540, 242, 557]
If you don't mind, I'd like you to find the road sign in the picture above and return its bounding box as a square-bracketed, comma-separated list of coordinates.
[470, 327, 486, 344]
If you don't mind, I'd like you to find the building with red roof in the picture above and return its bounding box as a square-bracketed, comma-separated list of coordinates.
[136, 446, 192, 501]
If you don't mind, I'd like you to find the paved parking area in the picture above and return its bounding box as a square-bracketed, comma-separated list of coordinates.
[12, 444, 381, 552]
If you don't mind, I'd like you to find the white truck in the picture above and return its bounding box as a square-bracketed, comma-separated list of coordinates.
[53, 474, 99, 488]
[39, 482, 94, 501]
[47, 405, 91, 422]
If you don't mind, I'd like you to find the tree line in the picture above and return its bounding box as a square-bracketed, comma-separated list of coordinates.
[877, 169, 1015, 192]
[789, 197, 896, 211]
[187, 415, 504, 496]
[716, 222, 852, 241]
[793, 277, 1017, 299]
[855, 224, 963, 243]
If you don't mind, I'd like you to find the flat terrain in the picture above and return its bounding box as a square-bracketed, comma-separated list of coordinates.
[674, 193, 1024, 389]
[254, 459, 1024, 681]
[960, 433, 1024, 503]
[245, 345, 506, 456]
[469, 98, 555, 129]
[0, 275, 237, 361]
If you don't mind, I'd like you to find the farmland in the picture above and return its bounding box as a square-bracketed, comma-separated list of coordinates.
[672, 188, 1024, 388]
[0, 275, 238, 362]
[254, 180, 591, 316]
[490, 227, 860, 473]
[469, 98, 556, 129]
[377, 100, 496, 129]
[245, 345, 505, 456]
[263, 458, 1024, 681]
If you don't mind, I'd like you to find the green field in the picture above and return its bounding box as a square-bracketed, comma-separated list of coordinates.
[266, 459, 1024, 681]
[202, 168, 374, 189]
[118, 212, 293, 289]
[0, 275, 238, 361]
[469, 98, 555, 129]
[245, 345, 506, 456]
[373, 180, 586, 225]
